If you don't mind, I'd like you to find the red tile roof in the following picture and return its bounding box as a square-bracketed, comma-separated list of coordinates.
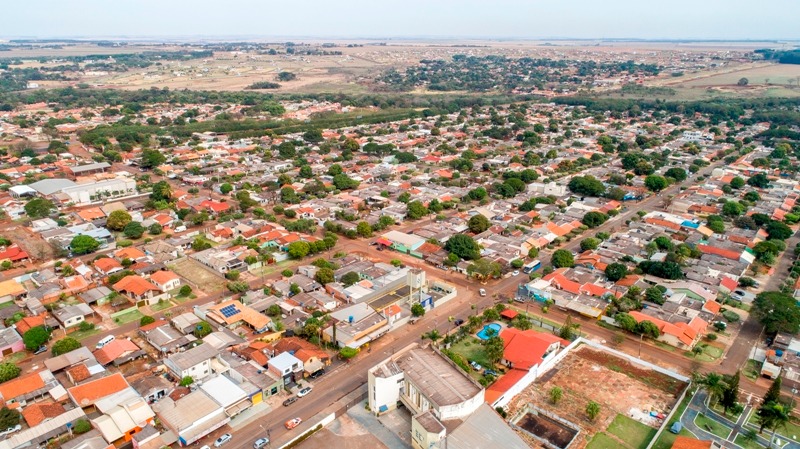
[15, 315, 45, 335]
[484, 368, 528, 406]
[93, 338, 140, 365]
[68, 372, 129, 406]
[500, 328, 558, 370]
[0, 372, 46, 401]
[22, 402, 66, 427]
[0, 245, 28, 262]
[697, 244, 740, 261]
[113, 275, 159, 296]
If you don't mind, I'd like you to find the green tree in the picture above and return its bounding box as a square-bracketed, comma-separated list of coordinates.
[220, 183, 233, 195]
[179, 285, 192, 296]
[568, 175, 606, 197]
[722, 201, 745, 217]
[445, 234, 481, 260]
[467, 258, 502, 283]
[510, 259, 524, 269]
[339, 346, 358, 361]
[747, 173, 770, 189]
[0, 362, 21, 383]
[720, 371, 740, 415]
[580, 237, 600, 251]
[664, 167, 687, 182]
[753, 291, 800, 334]
[699, 372, 727, 406]
[0, 407, 21, 431]
[150, 181, 172, 201]
[644, 175, 669, 192]
[314, 267, 335, 285]
[287, 241, 311, 259]
[411, 303, 426, 317]
[106, 210, 132, 231]
[605, 263, 628, 282]
[406, 201, 429, 220]
[559, 315, 578, 340]
[140, 149, 166, 169]
[552, 249, 574, 268]
[140, 315, 156, 326]
[23, 326, 50, 351]
[467, 214, 491, 233]
[123, 221, 145, 239]
[766, 220, 793, 240]
[730, 177, 745, 189]
[51, 337, 81, 356]
[227, 281, 249, 293]
[615, 312, 638, 332]
[549, 386, 563, 404]
[757, 401, 791, 435]
[341, 271, 360, 287]
[645, 286, 665, 305]
[582, 211, 608, 228]
[24, 198, 55, 219]
[70, 235, 100, 255]
[179, 376, 194, 387]
[484, 335, 504, 366]
[586, 401, 601, 421]
[356, 221, 373, 238]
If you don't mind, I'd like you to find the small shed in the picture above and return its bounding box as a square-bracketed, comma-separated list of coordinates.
[500, 309, 519, 320]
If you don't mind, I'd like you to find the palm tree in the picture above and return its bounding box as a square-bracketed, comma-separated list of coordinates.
[757, 401, 791, 447]
[699, 373, 727, 406]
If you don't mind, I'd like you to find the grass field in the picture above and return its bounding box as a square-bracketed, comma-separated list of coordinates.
[606, 414, 657, 449]
[587, 432, 627, 449]
[735, 434, 765, 449]
[113, 309, 144, 326]
[694, 412, 731, 439]
[449, 337, 491, 370]
[70, 327, 101, 340]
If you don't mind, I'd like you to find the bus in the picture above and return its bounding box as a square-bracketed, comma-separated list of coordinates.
[522, 259, 542, 274]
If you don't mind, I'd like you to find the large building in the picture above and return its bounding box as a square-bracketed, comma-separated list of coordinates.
[368, 344, 529, 449]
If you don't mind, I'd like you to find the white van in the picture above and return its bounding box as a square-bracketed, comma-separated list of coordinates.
[96, 335, 115, 349]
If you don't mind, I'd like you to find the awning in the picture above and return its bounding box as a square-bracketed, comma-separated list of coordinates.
[346, 335, 372, 349]
[225, 399, 252, 417]
[375, 238, 392, 246]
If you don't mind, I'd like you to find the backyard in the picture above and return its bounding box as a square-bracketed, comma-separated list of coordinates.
[448, 336, 491, 372]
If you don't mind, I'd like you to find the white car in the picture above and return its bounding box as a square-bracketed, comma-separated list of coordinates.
[253, 438, 270, 449]
[512, 270, 520, 276]
[0, 425, 20, 437]
[297, 386, 312, 398]
[479, 288, 486, 297]
[214, 434, 232, 447]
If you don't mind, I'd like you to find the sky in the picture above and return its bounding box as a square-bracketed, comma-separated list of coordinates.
[4, 0, 799, 40]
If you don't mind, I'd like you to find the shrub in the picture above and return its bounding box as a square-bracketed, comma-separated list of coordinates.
[78, 321, 95, 332]
[73, 418, 92, 434]
[722, 310, 740, 323]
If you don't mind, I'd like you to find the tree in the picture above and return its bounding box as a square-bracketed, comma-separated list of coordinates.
[445, 234, 481, 260]
[664, 167, 687, 182]
[106, 210, 132, 231]
[0, 407, 20, 431]
[220, 183, 233, 195]
[193, 321, 212, 338]
[582, 211, 608, 228]
[549, 386, 563, 404]
[356, 221, 373, 238]
[140, 315, 156, 326]
[51, 337, 81, 356]
[747, 173, 770, 189]
[24, 198, 55, 219]
[179, 285, 193, 296]
[757, 401, 791, 435]
[753, 291, 800, 333]
[123, 221, 145, 239]
[339, 346, 358, 361]
[645, 175, 669, 192]
[484, 335, 504, 365]
[766, 220, 793, 240]
[140, 149, 166, 169]
[720, 371, 740, 415]
[552, 250, 574, 268]
[0, 362, 21, 383]
[23, 326, 50, 351]
[615, 312, 638, 332]
[636, 320, 661, 339]
[341, 271, 360, 287]
[730, 176, 745, 189]
[580, 237, 600, 251]
[225, 270, 240, 281]
[605, 263, 628, 282]
[411, 303, 425, 317]
[227, 281, 249, 293]
[332, 173, 360, 190]
[645, 286, 665, 305]
[699, 372, 727, 406]
[738, 77, 749, 86]
[722, 201, 745, 217]
[568, 175, 606, 197]
[287, 241, 311, 259]
[150, 181, 172, 201]
[467, 258, 502, 283]
[510, 259, 524, 269]
[468, 214, 491, 233]
[586, 401, 601, 421]
[559, 315, 578, 340]
[70, 235, 100, 255]
[179, 376, 194, 387]
[406, 201, 429, 220]
[314, 268, 335, 285]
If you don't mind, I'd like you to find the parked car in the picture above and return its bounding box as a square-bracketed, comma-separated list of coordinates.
[200, 445, 211, 449]
[0, 425, 21, 437]
[478, 288, 486, 297]
[310, 369, 325, 379]
[454, 319, 464, 326]
[297, 387, 312, 398]
[253, 438, 270, 449]
[214, 434, 232, 447]
[282, 396, 298, 407]
[285, 417, 302, 430]
[511, 270, 520, 276]
[470, 361, 482, 371]
[484, 369, 498, 377]
[33, 345, 47, 355]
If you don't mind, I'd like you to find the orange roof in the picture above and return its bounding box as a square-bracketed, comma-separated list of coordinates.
[703, 300, 722, 315]
[93, 339, 140, 365]
[645, 217, 682, 231]
[115, 247, 146, 260]
[76, 207, 105, 221]
[15, 315, 45, 335]
[697, 244, 740, 261]
[616, 275, 640, 287]
[719, 276, 738, 292]
[113, 275, 159, 296]
[500, 328, 559, 370]
[670, 436, 713, 449]
[0, 371, 46, 401]
[94, 257, 123, 273]
[150, 270, 180, 285]
[66, 364, 91, 383]
[68, 372, 129, 406]
[22, 402, 66, 427]
[485, 368, 528, 405]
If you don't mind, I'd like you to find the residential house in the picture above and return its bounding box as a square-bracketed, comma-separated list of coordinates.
[164, 343, 219, 381]
[0, 327, 24, 357]
[149, 270, 181, 293]
[52, 303, 94, 330]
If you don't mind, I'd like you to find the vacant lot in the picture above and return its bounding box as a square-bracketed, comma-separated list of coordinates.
[508, 345, 687, 449]
[168, 258, 225, 294]
[296, 413, 387, 449]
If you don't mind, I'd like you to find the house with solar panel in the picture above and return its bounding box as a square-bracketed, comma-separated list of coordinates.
[204, 299, 272, 335]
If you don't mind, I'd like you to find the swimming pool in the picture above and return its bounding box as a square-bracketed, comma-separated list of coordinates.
[477, 323, 502, 340]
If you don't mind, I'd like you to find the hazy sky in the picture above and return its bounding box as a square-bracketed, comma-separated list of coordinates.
[4, 0, 799, 40]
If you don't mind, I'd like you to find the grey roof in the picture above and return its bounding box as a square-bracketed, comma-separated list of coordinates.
[29, 178, 77, 195]
[52, 303, 94, 324]
[394, 347, 482, 407]
[446, 403, 530, 449]
[0, 327, 22, 348]
[79, 286, 113, 304]
[152, 389, 223, 433]
[68, 162, 111, 174]
[165, 343, 219, 371]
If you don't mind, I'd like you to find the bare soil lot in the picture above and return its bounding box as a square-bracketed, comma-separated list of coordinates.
[296, 414, 388, 449]
[168, 258, 225, 294]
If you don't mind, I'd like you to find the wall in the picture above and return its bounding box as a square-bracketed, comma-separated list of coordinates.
[368, 368, 404, 415]
[437, 389, 483, 421]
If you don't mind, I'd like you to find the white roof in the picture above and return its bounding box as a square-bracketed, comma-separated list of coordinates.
[268, 351, 302, 372]
[199, 375, 247, 408]
[382, 230, 424, 247]
[8, 185, 36, 195]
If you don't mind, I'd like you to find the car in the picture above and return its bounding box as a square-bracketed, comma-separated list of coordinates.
[478, 288, 486, 297]
[285, 417, 302, 430]
[470, 361, 482, 371]
[0, 425, 20, 437]
[733, 290, 746, 297]
[484, 369, 498, 377]
[512, 270, 520, 276]
[253, 438, 270, 449]
[454, 319, 464, 326]
[369, 241, 377, 246]
[214, 434, 232, 447]
[282, 396, 298, 407]
[33, 345, 47, 355]
[201, 446, 211, 449]
[310, 369, 325, 379]
[297, 387, 312, 397]
[376, 246, 384, 251]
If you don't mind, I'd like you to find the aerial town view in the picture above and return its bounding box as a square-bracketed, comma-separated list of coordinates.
[1, 2, 800, 449]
